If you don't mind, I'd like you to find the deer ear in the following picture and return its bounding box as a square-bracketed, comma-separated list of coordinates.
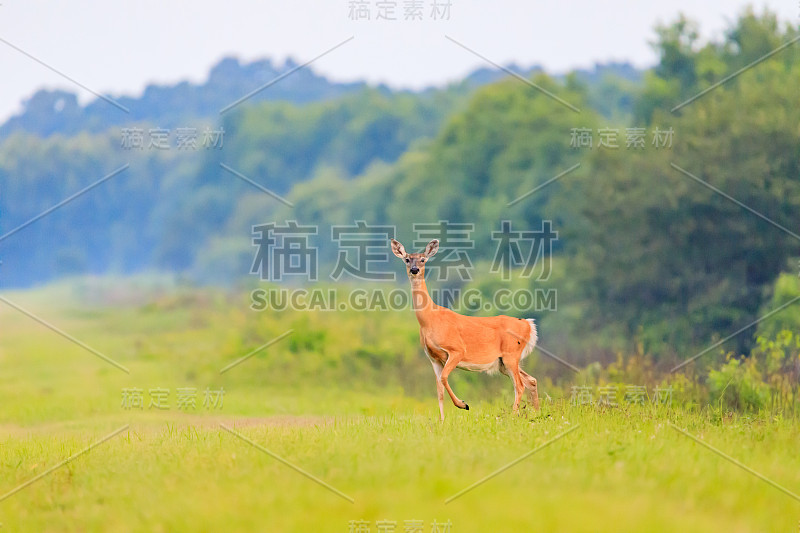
[424, 239, 439, 258]
[390, 239, 407, 258]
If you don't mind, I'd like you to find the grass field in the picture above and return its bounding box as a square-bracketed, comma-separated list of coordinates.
[2, 281, 799, 532]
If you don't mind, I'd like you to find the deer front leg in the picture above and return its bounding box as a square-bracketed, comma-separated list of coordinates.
[441, 352, 469, 411]
[431, 360, 446, 421]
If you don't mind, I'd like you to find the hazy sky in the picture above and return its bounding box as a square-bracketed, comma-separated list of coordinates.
[0, 1, 796, 121]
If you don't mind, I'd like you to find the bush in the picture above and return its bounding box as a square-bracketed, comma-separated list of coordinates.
[751, 329, 800, 411]
[707, 353, 769, 412]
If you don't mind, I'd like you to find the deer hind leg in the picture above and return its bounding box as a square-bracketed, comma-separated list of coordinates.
[503, 358, 526, 413]
[440, 352, 469, 411]
[519, 369, 540, 410]
[430, 360, 446, 421]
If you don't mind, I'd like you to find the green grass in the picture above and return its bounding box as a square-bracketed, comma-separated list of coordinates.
[1, 282, 800, 531]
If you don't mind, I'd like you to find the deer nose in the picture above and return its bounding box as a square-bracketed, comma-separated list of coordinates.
[410, 267, 420, 275]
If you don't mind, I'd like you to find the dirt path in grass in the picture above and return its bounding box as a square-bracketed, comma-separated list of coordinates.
[1, 413, 343, 437]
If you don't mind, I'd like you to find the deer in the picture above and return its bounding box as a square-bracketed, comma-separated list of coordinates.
[391, 238, 540, 421]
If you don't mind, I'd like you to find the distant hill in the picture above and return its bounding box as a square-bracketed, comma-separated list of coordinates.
[0, 57, 643, 140]
[0, 56, 372, 139]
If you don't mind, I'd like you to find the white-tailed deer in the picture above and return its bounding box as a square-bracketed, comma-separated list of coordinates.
[391, 238, 540, 421]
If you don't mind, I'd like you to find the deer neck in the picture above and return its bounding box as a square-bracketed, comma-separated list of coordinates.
[410, 276, 436, 324]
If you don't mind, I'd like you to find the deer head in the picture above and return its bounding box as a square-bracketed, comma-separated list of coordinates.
[391, 238, 439, 281]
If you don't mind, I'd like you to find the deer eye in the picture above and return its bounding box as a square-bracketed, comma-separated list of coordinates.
[420, 258, 425, 263]
[405, 258, 410, 263]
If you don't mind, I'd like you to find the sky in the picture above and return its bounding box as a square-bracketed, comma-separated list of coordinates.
[0, 0, 796, 122]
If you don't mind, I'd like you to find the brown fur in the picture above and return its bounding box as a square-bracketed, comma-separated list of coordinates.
[392, 238, 540, 421]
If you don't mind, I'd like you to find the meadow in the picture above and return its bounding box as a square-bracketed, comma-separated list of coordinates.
[1, 280, 799, 532]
